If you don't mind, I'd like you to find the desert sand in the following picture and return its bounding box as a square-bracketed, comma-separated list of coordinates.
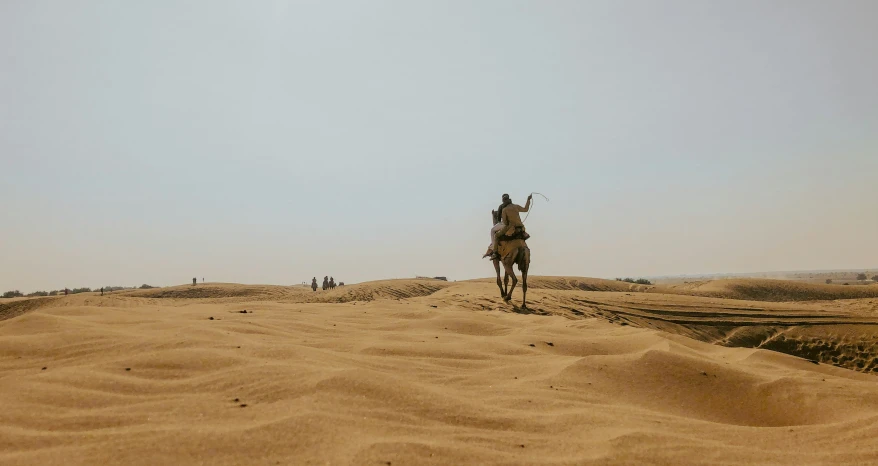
[2, 278, 878, 465]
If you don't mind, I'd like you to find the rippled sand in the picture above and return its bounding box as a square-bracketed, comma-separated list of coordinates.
[2, 279, 878, 465]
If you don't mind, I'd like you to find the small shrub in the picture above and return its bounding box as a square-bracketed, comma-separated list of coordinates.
[2, 290, 23, 298]
[618, 277, 651, 285]
[70, 287, 91, 294]
[825, 279, 832, 284]
[856, 273, 867, 280]
[872, 275, 878, 282]
[48, 290, 59, 296]
[139, 284, 156, 289]
[26, 291, 49, 297]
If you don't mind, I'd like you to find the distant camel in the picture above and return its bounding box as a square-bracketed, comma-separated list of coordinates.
[338, 282, 344, 287]
[490, 213, 530, 308]
[329, 277, 336, 290]
[322, 276, 329, 291]
[311, 278, 318, 292]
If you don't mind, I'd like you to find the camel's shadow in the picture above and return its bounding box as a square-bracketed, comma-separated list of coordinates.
[507, 303, 550, 316]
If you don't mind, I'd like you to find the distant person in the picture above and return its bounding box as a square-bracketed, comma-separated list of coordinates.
[311, 277, 318, 292]
[64, 288, 68, 296]
[100, 287, 104, 296]
[202, 277, 204, 283]
[192, 277, 196, 286]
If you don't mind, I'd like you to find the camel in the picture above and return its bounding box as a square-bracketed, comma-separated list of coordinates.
[322, 276, 329, 291]
[489, 212, 531, 308]
[338, 282, 344, 287]
[311, 278, 318, 292]
[493, 240, 530, 308]
[329, 277, 336, 290]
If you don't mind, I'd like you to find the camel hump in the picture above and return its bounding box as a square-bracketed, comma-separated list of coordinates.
[497, 238, 527, 261]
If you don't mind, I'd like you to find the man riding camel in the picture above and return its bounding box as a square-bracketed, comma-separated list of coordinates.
[484, 193, 531, 259]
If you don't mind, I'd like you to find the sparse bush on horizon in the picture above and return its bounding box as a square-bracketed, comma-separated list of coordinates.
[4, 286, 154, 298]
[826, 279, 833, 284]
[857, 273, 868, 281]
[616, 277, 652, 285]
[872, 275, 878, 282]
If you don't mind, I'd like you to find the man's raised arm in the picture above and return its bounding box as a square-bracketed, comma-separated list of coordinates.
[518, 195, 532, 212]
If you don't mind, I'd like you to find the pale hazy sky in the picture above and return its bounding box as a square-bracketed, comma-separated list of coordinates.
[2, 1, 877, 292]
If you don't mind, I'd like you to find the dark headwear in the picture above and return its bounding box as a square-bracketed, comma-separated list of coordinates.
[498, 194, 512, 220]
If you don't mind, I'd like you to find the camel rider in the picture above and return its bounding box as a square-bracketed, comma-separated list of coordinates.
[497, 193, 532, 242]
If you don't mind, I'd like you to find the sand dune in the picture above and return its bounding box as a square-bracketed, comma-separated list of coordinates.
[474, 275, 878, 301]
[0, 296, 60, 321]
[661, 278, 878, 301]
[127, 279, 453, 304]
[517, 276, 654, 293]
[2, 278, 878, 465]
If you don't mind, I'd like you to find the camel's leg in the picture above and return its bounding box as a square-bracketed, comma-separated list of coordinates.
[507, 270, 518, 302]
[502, 252, 518, 303]
[519, 250, 529, 309]
[493, 258, 505, 298]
